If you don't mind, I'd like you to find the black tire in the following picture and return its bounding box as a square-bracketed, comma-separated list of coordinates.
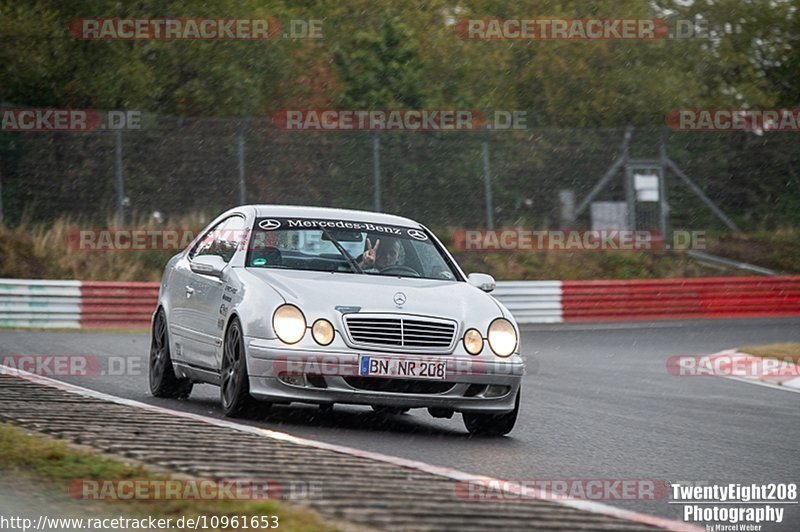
[463, 391, 520, 436]
[149, 309, 193, 399]
[220, 317, 261, 418]
[371, 405, 410, 415]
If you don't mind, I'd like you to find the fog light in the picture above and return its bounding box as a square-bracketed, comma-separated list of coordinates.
[485, 385, 511, 398]
[279, 374, 307, 387]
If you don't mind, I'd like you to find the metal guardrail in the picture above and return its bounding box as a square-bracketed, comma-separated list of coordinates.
[686, 250, 778, 276]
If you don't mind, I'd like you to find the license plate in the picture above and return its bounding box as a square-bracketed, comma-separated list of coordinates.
[358, 356, 446, 380]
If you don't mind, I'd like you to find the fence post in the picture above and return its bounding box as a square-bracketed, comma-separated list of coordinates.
[237, 119, 249, 205]
[114, 129, 125, 225]
[0, 167, 4, 226]
[559, 190, 575, 228]
[372, 132, 382, 211]
[659, 128, 670, 239]
[481, 138, 494, 229]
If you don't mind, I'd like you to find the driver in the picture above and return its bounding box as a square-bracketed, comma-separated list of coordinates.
[359, 237, 400, 271]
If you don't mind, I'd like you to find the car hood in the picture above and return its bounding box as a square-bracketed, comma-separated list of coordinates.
[246, 269, 503, 322]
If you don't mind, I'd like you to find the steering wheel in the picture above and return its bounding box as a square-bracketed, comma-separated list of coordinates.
[379, 265, 421, 277]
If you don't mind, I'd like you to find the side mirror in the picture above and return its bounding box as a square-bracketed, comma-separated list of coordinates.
[467, 273, 496, 293]
[190, 255, 226, 278]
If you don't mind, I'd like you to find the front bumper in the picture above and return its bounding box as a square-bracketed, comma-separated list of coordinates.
[245, 338, 524, 413]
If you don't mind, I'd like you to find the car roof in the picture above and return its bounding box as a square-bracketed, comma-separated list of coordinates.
[245, 204, 422, 227]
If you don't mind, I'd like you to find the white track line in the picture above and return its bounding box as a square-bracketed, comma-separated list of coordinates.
[700, 349, 800, 394]
[724, 375, 800, 394]
[1, 366, 700, 532]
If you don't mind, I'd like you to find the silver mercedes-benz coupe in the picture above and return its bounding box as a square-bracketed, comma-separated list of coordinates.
[149, 205, 523, 435]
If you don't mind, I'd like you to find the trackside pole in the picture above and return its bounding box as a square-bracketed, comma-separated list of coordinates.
[482, 138, 494, 230]
[114, 129, 125, 225]
[372, 132, 382, 211]
[237, 119, 249, 205]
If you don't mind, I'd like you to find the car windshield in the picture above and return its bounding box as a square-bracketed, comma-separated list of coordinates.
[246, 217, 459, 280]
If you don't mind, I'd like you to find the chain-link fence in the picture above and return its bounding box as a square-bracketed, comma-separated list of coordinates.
[1, 116, 798, 232]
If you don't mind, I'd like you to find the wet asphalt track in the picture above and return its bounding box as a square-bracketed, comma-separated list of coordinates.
[1, 318, 799, 529]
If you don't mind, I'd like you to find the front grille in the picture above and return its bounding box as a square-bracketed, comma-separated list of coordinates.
[343, 314, 456, 352]
[343, 377, 454, 394]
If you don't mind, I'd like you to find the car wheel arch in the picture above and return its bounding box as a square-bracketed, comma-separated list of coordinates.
[218, 312, 243, 372]
[153, 304, 170, 333]
[223, 312, 244, 338]
[152, 304, 165, 325]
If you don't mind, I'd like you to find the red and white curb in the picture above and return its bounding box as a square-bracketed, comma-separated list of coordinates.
[4, 276, 800, 328]
[701, 349, 800, 393]
[2, 365, 700, 532]
[0, 279, 156, 329]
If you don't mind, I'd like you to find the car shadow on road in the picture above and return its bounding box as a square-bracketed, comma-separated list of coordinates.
[183, 395, 494, 439]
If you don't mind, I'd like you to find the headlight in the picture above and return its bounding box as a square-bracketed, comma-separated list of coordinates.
[487, 318, 517, 357]
[312, 319, 335, 346]
[272, 304, 306, 344]
[463, 328, 483, 355]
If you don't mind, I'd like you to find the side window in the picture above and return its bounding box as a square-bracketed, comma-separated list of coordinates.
[192, 216, 246, 263]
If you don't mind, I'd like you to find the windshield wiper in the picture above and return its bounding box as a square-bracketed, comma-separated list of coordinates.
[320, 227, 363, 274]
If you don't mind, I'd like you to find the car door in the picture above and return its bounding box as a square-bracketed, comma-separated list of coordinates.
[164, 251, 195, 365]
[166, 218, 231, 366]
[184, 215, 246, 370]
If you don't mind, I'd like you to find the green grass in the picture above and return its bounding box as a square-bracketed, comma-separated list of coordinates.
[0, 423, 339, 531]
[705, 229, 800, 274]
[738, 343, 800, 365]
[451, 249, 723, 280]
[2, 217, 799, 281]
[444, 227, 800, 280]
[0, 215, 199, 282]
